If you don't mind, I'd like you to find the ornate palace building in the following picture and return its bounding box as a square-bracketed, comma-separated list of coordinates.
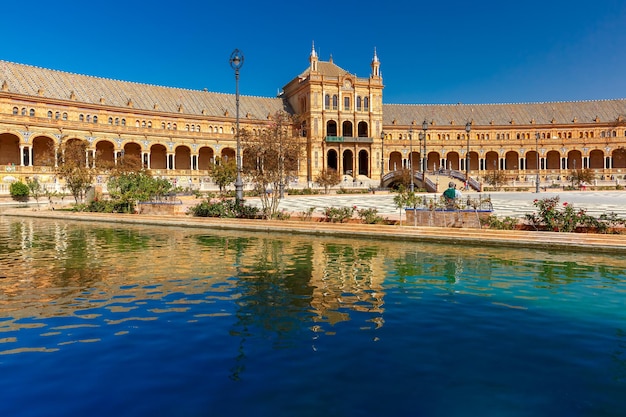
[2, 44, 626, 193]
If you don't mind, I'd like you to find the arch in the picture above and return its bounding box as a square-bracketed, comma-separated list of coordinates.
[589, 149, 604, 169]
[0, 133, 20, 165]
[545, 150, 561, 170]
[612, 148, 626, 169]
[504, 151, 519, 170]
[342, 149, 354, 175]
[326, 120, 338, 137]
[468, 151, 479, 171]
[221, 147, 236, 163]
[32, 135, 55, 166]
[150, 144, 167, 170]
[426, 151, 441, 171]
[95, 140, 115, 167]
[123, 142, 142, 162]
[526, 150, 540, 170]
[342, 121, 353, 137]
[327, 149, 338, 171]
[198, 146, 214, 170]
[175, 145, 191, 170]
[389, 151, 403, 172]
[567, 150, 583, 170]
[357, 121, 368, 137]
[485, 151, 499, 170]
[358, 149, 369, 176]
[445, 152, 461, 170]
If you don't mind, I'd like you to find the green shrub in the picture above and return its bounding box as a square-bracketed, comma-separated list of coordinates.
[323, 206, 356, 223]
[189, 198, 259, 219]
[357, 208, 386, 224]
[481, 215, 518, 230]
[9, 181, 29, 201]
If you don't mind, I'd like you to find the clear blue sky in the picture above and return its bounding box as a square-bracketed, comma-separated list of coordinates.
[4, 0, 626, 105]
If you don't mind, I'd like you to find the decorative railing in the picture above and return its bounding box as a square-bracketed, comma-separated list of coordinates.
[325, 136, 374, 143]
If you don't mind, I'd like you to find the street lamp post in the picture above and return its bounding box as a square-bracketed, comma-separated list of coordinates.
[229, 49, 244, 202]
[422, 120, 428, 174]
[535, 133, 540, 193]
[465, 121, 471, 187]
[408, 128, 414, 192]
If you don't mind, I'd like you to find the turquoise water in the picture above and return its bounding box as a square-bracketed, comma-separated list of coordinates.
[1, 216, 625, 417]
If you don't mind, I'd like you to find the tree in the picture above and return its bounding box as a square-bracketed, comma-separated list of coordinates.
[571, 168, 595, 188]
[315, 169, 341, 194]
[483, 170, 508, 190]
[55, 140, 94, 203]
[209, 157, 237, 194]
[26, 177, 44, 208]
[107, 170, 173, 212]
[241, 111, 303, 219]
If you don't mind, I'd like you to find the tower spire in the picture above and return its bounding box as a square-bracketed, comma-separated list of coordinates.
[309, 41, 318, 72]
[371, 47, 381, 78]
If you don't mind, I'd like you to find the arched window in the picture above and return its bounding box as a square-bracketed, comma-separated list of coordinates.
[364, 97, 369, 111]
[29, 108, 35, 116]
[79, 114, 85, 122]
[325, 94, 330, 110]
[21, 108, 27, 115]
[56, 112, 61, 120]
[332, 95, 338, 110]
[356, 96, 362, 111]
[12, 107, 18, 115]
[121, 119, 126, 126]
[47, 110, 53, 118]
[344, 96, 350, 111]
[62, 113, 68, 120]
[147, 121, 151, 128]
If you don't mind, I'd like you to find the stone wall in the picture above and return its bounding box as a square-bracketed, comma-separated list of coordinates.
[138, 202, 185, 216]
[405, 209, 492, 228]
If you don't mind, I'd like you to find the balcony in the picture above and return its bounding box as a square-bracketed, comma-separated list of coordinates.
[325, 136, 374, 144]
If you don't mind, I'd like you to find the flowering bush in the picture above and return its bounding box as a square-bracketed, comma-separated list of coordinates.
[524, 197, 624, 233]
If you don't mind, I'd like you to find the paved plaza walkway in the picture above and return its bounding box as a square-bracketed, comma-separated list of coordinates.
[247, 190, 626, 221]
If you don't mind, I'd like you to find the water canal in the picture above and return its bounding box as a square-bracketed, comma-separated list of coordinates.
[1, 216, 625, 417]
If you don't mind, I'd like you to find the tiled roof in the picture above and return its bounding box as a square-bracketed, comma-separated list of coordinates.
[0, 60, 289, 120]
[383, 100, 626, 127]
[3, 59, 626, 128]
[299, 61, 350, 78]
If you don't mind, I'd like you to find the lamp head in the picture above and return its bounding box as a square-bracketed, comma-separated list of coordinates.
[230, 49, 244, 70]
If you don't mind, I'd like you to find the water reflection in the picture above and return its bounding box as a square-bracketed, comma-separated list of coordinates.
[1, 216, 626, 415]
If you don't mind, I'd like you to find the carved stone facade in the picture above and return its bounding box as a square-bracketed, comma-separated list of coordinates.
[1, 46, 626, 193]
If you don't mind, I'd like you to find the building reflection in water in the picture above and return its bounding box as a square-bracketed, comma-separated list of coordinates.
[1, 216, 626, 380]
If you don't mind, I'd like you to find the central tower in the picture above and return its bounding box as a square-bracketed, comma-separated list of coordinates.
[282, 44, 384, 185]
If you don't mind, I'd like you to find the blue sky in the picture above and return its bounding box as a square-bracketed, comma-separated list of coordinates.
[4, 0, 626, 105]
